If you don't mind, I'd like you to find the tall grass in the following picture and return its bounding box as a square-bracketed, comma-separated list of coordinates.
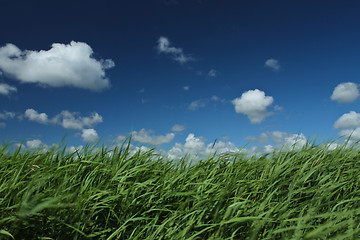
[0, 140, 359, 239]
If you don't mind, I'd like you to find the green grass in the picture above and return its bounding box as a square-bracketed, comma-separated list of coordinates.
[0, 139, 359, 239]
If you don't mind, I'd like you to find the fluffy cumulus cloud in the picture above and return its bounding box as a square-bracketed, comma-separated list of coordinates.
[171, 124, 186, 132]
[282, 133, 307, 150]
[157, 36, 194, 64]
[232, 89, 274, 124]
[334, 111, 360, 129]
[24, 108, 103, 130]
[265, 58, 280, 71]
[333, 111, 360, 141]
[331, 82, 359, 103]
[54, 111, 103, 130]
[183, 133, 206, 154]
[81, 129, 99, 143]
[132, 128, 175, 145]
[26, 139, 48, 149]
[0, 83, 17, 96]
[0, 41, 114, 91]
[25, 109, 49, 124]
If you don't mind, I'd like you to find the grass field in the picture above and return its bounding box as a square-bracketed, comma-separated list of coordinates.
[0, 139, 359, 239]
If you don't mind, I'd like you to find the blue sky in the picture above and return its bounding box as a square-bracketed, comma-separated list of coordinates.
[1, 0, 360, 156]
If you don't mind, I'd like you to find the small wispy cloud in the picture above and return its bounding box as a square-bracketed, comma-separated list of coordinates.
[188, 96, 226, 111]
[265, 58, 281, 72]
[0, 111, 16, 120]
[183, 86, 189, 91]
[171, 124, 186, 132]
[157, 36, 194, 64]
[188, 99, 208, 111]
[207, 69, 218, 78]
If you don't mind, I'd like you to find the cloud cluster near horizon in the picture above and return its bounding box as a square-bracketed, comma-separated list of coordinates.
[0, 41, 114, 92]
[24, 109, 102, 142]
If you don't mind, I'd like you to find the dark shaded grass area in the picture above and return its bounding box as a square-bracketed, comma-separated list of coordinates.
[0, 141, 359, 239]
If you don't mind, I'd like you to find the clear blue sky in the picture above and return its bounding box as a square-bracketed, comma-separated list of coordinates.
[1, 0, 360, 156]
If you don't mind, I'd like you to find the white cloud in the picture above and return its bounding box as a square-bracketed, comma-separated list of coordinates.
[188, 99, 207, 111]
[81, 128, 99, 142]
[211, 96, 220, 101]
[247, 131, 308, 151]
[338, 128, 360, 140]
[265, 58, 280, 71]
[232, 89, 274, 124]
[171, 124, 186, 132]
[207, 69, 218, 77]
[244, 136, 257, 142]
[183, 86, 189, 91]
[283, 133, 307, 150]
[54, 111, 103, 130]
[26, 139, 43, 149]
[132, 128, 175, 145]
[157, 37, 194, 64]
[167, 133, 242, 160]
[274, 105, 283, 111]
[0, 41, 113, 91]
[0, 111, 15, 120]
[205, 141, 239, 155]
[325, 142, 339, 151]
[25, 109, 49, 124]
[264, 145, 274, 153]
[333, 111, 360, 142]
[114, 135, 126, 143]
[168, 143, 184, 160]
[268, 131, 290, 144]
[188, 96, 225, 111]
[0, 83, 17, 96]
[67, 145, 83, 153]
[331, 82, 359, 103]
[333, 111, 360, 129]
[24, 109, 103, 130]
[184, 133, 206, 154]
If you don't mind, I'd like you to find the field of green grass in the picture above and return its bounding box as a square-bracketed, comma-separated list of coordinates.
[0, 139, 359, 239]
